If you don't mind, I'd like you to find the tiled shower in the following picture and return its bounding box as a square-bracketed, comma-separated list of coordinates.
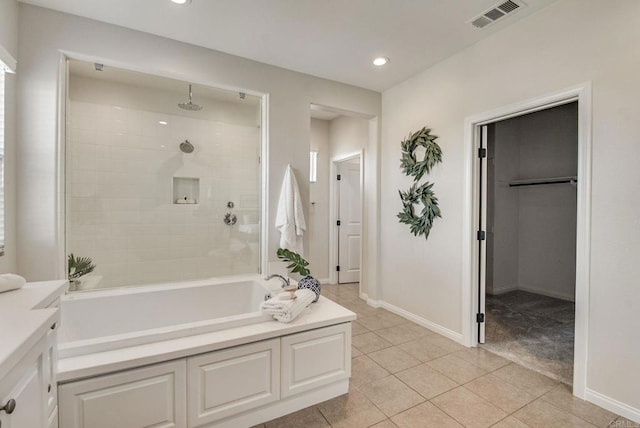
[66, 63, 261, 289]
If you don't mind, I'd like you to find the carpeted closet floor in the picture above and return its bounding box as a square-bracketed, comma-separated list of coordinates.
[483, 290, 575, 385]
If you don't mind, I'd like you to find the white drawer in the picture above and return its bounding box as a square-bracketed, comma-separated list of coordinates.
[281, 323, 351, 398]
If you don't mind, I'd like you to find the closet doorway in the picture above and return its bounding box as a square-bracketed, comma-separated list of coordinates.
[478, 102, 578, 385]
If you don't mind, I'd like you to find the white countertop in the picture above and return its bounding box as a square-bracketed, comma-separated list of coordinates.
[0, 280, 67, 381]
[58, 296, 356, 382]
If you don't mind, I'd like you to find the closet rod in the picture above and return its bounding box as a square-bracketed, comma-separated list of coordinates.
[509, 176, 577, 187]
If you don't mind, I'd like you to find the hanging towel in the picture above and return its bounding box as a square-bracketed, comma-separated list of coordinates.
[260, 289, 315, 323]
[275, 164, 306, 254]
[0, 274, 26, 294]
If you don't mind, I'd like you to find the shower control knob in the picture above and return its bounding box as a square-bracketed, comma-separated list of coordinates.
[224, 213, 237, 226]
[0, 399, 16, 414]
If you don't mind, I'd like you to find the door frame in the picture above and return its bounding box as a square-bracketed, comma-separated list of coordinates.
[461, 83, 592, 398]
[329, 150, 364, 286]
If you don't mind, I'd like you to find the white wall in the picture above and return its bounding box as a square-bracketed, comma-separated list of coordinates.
[329, 115, 369, 160]
[381, 0, 640, 415]
[16, 4, 380, 282]
[0, 0, 18, 274]
[308, 118, 330, 280]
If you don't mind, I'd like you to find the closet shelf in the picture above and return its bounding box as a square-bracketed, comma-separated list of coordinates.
[509, 176, 577, 187]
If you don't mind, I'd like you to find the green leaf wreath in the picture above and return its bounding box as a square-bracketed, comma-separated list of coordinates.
[400, 127, 442, 182]
[397, 182, 442, 240]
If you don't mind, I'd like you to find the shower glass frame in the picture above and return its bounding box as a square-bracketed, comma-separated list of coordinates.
[56, 53, 269, 291]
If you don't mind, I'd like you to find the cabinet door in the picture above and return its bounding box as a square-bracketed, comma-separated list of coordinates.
[188, 339, 279, 427]
[281, 323, 351, 398]
[43, 322, 58, 418]
[0, 357, 45, 428]
[59, 360, 186, 428]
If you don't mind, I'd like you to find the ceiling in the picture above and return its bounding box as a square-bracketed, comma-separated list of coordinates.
[20, 0, 559, 92]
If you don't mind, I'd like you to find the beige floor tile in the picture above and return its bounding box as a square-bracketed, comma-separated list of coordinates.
[249, 425, 266, 428]
[421, 334, 467, 353]
[608, 416, 640, 427]
[464, 373, 538, 413]
[350, 355, 390, 388]
[264, 406, 330, 428]
[352, 332, 393, 354]
[492, 363, 558, 397]
[427, 354, 488, 384]
[395, 364, 458, 399]
[317, 389, 387, 428]
[431, 387, 507, 428]
[358, 375, 425, 417]
[352, 346, 363, 358]
[370, 419, 398, 427]
[374, 324, 428, 345]
[398, 336, 450, 362]
[392, 401, 463, 428]
[453, 347, 511, 372]
[368, 347, 421, 373]
[351, 321, 370, 336]
[513, 399, 598, 427]
[357, 314, 405, 331]
[490, 416, 531, 428]
[540, 384, 618, 427]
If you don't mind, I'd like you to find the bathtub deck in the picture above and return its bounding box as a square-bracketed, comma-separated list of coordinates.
[58, 295, 356, 382]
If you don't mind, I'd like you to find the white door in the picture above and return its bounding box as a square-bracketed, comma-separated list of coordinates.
[338, 160, 361, 283]
[478, 125, 488, 343]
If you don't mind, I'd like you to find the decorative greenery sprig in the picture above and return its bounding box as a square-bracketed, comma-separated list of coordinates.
[276, 248, 311, 277]
[398, 182, 442, 239]
[400, 127, 443, 181]
[68, 253, 96, 280]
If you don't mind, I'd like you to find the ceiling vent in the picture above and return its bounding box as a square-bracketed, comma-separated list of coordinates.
[469, 0, 525, 29]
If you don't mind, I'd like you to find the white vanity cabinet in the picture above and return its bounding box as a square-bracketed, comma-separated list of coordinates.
[0, 334, 53, 428]
[58, 322, 352, 428]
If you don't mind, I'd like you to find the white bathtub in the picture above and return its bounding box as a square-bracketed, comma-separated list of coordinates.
[58, 275, 273, 358]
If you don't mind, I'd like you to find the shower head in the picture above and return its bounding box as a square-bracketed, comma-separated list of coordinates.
[178, 84, 203, 111]
[179, 140, 195, 153]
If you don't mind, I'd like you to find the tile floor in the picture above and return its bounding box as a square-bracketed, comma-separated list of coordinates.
[258, 283, 635, 428]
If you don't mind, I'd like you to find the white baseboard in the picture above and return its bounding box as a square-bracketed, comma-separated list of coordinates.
[364, 297, 464, 345]
[518, 285, 575, 302]
[585, 388, 640, 424]
[487, 286, 518, 295]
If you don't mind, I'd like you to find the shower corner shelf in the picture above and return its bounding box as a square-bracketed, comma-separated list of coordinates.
[173, 177, 200, 205]
[508, 176, 577, 187]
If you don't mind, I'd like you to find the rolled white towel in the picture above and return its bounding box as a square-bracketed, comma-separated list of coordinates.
[260, 289, 315, 323]
[0, 274, 26, 294]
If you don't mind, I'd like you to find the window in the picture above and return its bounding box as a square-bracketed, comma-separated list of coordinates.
[0, 59, 10, 256]
[309, 151, 318, 183]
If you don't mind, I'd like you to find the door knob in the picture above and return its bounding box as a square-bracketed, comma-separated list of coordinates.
[0, 399, 15, 414]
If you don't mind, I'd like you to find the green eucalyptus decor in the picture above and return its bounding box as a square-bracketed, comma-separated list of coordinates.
[276, 248, 320, 302]
[68, 253, 96, 280]
[400, 127, 442, 181]
[398, 126, 443, 240]
[398, 182, 442, 239]
[276, 248, 311, 276]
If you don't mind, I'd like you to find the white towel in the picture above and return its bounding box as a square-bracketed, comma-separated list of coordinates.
[260, 289, 315, 323]
[275, 164, 306, 254]
[0, 274, 26, 294]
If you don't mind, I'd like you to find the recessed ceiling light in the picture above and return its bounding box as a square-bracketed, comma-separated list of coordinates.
[373, 57, 390, 66]
[170, 0, 191, 5]
[158, 121, 168, 125]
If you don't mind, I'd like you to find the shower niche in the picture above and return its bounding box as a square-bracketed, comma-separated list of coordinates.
[173, 177, 199, 204]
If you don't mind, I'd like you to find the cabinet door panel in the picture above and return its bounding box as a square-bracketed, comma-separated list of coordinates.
[281, 323, 351, 398]
[188, 339, 279, 426]
[59, 360, 186, 428]
[0, 360, 44, 428]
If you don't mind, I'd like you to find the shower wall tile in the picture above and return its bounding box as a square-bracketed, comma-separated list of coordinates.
[67, 101, 261, 290]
